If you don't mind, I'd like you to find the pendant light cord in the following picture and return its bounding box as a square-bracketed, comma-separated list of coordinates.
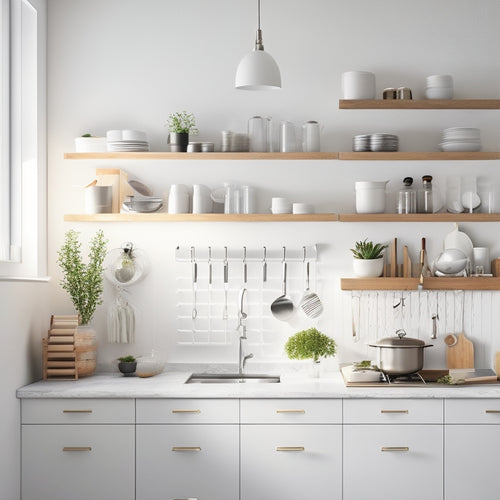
[255, 0, 264, 50]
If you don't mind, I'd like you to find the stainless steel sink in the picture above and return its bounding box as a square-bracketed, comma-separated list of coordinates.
[186, 373, 280, 384]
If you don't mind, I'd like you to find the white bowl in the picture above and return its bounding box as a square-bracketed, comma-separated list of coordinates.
[425, 87, 453, 99]
[439, 142, 481, 152]
[292, 203, 314, 214]
[74, 137, 107, 153]
[426, 74, 453, 86]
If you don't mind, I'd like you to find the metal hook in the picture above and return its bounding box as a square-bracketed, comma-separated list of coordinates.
[243, 246, 247, 284]
[302, 246, 306, 262]
[208, 246, 212, 287]
[190, 246, 195, 262]
[262, 246, 267, 283]
[282, 246, 286, 262]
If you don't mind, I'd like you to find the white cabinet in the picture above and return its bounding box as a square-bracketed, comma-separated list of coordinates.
[21, 399, 134, 500]
[136, 399, 239, 500]
[343, 399, 444, 500]
[240, 399, 342, 500]
[444, 399, 500, 500]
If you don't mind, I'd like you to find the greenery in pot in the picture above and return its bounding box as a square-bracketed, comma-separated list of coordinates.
[350, 239, 387, 259]
[165, 111, 198, 135]
[118, 355, 136, 363]
[57, 229, 107, 325]
[284, 328, 337, 363]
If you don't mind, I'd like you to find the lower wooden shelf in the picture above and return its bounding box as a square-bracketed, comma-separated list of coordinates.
[341, 277, 500, 291]
[63, 213, 338, 222]
[339, 213, 500, 222]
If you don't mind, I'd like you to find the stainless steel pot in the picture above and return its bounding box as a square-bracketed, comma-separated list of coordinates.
[369, 329, 433, 375]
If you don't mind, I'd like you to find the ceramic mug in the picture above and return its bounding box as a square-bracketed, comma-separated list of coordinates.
[341, 71, 376, 99]
[168, 184, 190, 214]
[192, 184, 213, 214]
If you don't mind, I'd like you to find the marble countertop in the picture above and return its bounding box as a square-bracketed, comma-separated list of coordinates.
[16, 370, 500, 399]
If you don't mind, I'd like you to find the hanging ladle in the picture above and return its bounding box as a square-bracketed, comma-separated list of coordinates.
[270, 247, 294, 321]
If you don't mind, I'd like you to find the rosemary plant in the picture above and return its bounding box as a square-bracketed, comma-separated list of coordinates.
[284, 328, 337, 363]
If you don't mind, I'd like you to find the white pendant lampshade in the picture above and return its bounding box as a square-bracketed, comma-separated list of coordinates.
[235, 0, 281, 90]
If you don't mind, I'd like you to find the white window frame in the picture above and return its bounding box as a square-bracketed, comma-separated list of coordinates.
[0, 0, 47, 280]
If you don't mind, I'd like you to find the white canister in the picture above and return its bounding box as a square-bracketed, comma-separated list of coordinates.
[167, 184, 190, 214]
[341, 71, 376, 99]
[302, 121, 320, 152]
[355, 181, 389, 213]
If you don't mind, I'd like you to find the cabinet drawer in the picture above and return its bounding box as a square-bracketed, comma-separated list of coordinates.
[240, 398, 341, 424]
[21, 398, 134, 424]
[445, 399, 500, 423]
[343, 398, 443, 424]
[22, 424, 134, 500]
[136, 398, 239, 423]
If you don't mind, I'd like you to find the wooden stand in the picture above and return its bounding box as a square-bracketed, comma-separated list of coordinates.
[42, 315, 79, 380]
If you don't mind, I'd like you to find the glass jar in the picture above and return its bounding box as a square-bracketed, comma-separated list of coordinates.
[397, 177, 416, 214]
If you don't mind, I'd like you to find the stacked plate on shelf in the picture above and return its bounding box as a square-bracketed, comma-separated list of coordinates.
[439, 127, 481, 152]
[106, 130, 150, 152]
[353, 133, 399, 152]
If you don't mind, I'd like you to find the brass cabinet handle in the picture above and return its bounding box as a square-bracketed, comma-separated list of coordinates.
[381, 447, 409, 452]
[172, 447, 202, 452]
[172, 409, 201, 414]
[173, 498, 198, 500]
[380, 410, 409, 414]
[62, 409, 93, 413]
[63, 446, 92, 452]
[485, 410, 500, 413]
[276, 446, 305, 452]
[276, 409, 305, 413]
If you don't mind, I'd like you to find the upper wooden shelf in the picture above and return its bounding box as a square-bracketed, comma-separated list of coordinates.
[341, 277, 500, 291]
[64, 152, 338, 160]
[339, 152, 500, 161]
[339, 213, 500, 222]
[339, 99, 500, 110]
[63, 213, 338, 223]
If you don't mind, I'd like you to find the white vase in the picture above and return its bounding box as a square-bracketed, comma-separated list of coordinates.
[75, 324, 98, 377]
[353, 257, 384, 278]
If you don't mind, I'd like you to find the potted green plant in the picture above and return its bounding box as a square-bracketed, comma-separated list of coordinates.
[57, 229, 107, 377]
[350, 238, 387, 277]
[166, 111, 198, 152]
[284, 328, 337, 377]
[118, 355, 137, 377]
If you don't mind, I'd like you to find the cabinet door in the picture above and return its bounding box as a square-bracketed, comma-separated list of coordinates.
[343, 425, 443, 500]
[445, 425, 499, 500]
[136, 424, 239, 500]
[22, 424, 134, 500]
[241, 425, 342, 500]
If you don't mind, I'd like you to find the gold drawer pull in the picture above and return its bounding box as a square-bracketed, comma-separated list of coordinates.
[172, 409, 201, 414]
[276, 409, 305, 413]
[380, 410, 409, 414]
[173, 498, 198, 500]
[172, 447, 202, 452]
[63, 446, 92, 452]
[381, 447, 409, 452]
[485, 410, 500, 414]
[276, 446, 305, 452]
[62, 409, 93, 413]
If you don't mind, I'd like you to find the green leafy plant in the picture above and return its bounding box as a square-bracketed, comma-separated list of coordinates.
[57, 229, 107, 325]
[350, 239, 387, 259]
[165, 111, 198, 134]
[118, 355, 136, 363]
[352, 360, 380, 372]
[284, 328, 337, 363]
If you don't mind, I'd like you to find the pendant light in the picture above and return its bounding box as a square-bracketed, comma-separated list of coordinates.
[235, 0, 281, 90]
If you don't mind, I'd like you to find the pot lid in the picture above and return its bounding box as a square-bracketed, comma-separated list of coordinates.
[373, 329, 427, 347]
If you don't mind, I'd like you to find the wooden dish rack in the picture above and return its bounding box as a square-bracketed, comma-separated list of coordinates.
[42, 315, 80, 380]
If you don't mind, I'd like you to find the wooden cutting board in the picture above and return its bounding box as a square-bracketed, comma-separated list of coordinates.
[445, 333, 474, 369]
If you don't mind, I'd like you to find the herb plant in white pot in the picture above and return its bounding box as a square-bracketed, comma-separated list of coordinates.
[350, 239, 387, 278]
[57, 229, 107, 376]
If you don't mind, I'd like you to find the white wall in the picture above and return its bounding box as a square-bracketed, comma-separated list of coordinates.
[47, 0, 500, 371]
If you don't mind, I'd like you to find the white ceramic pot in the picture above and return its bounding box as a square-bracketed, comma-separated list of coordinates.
[355, 180, 389, 213]
[353, 257, 384, 278]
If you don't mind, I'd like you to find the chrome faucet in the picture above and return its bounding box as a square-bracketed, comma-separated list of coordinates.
[238, 288, 253, 375]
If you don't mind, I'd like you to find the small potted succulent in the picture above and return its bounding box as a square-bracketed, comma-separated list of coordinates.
[284, 328, 337, 377]
[118, 355, 137, 377]
[350, 238, 387, 277]
[166, 111, 198, 152]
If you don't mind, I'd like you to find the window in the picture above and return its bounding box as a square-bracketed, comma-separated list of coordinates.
[0, 0, 46, 279]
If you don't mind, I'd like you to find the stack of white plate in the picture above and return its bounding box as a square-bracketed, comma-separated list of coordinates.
[439, 127, 481, 152]
[425, 74, 453, 99]
[370, 133, 399, 152]
[106, 130, 150, 152]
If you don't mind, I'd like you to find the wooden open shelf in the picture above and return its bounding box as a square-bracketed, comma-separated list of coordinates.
[339, 213, 500, 222]
[64, 152, 338, 160]
[341, 277, 500, 291]
[339, 99, 500, 110]
[63, 213, 338, 223]
[338, 151, 500, 161]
